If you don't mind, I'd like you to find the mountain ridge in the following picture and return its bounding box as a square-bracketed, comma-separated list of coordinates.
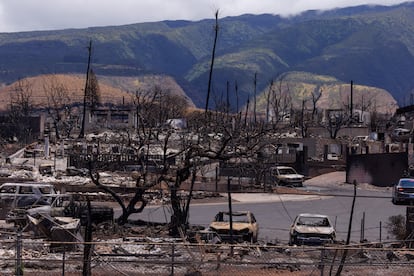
[1, 2, 414, 110]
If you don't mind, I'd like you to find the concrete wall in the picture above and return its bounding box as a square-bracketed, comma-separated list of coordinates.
[346, 152, 407, 187]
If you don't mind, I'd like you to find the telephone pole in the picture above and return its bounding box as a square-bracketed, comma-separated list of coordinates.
[79, 40, 92, 139]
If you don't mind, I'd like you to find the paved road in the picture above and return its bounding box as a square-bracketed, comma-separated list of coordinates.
[129, 183, 405, 244]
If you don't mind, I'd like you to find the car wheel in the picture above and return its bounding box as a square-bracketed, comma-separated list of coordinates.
[289, 235, 296, 246]
[252, 233, 258, 243]
[392, 198, 399, 205]
[247, 233, 256, 244]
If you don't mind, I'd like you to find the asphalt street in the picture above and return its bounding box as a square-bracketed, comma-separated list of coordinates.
[131, 175, 405, 244]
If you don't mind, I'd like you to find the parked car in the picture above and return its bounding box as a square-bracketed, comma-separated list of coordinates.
[271, 166, 304, 187]
[209, 211, 258, 243]
[326, 153, 340, 161]
[392, 178, 414, 205]
[289, 213, 336, 246]
[391, 128, 412, 142]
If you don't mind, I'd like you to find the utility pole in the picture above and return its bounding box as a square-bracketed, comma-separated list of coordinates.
[235, 81, 239, 114]
[336, 180, 357, 276]
[266, 80, 273, 123]
[205, 10, 219, 113]
[226, 81, 230, 115]
[227, 177, 234, 256]
[79, 40, 92, 139]
[350, 80, 353, 124]
[253, 72, 257, 124]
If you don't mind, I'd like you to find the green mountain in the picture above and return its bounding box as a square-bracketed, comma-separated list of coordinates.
[1, 2, 414, 109]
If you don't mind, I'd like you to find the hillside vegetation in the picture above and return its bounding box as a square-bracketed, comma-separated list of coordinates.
[0, 2, 413, 110]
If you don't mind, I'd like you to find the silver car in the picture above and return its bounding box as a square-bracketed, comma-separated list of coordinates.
[392, 178, 414, 205]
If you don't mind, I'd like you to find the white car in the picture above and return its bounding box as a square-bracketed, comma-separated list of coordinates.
[271, 166, 304, 187]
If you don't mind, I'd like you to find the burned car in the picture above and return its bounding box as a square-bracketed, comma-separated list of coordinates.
[289, 213, 336, 246]
[0, 183, 59, 218]
[188, 229, 222, 244]
[0, 182, 63, 226]
[209, 211, 258, 243]
[271, 166, 304, 187]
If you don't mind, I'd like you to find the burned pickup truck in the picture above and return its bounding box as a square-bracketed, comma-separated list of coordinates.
[209, 211, 259, 243]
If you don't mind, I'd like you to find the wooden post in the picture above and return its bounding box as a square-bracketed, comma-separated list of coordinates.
[227, 177, 234, 256]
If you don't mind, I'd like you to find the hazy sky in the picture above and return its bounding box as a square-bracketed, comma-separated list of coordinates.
[0, 0, 410, 33]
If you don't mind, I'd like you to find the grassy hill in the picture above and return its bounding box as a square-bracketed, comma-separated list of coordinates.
[255, 72, 398, 115]
[1, 2, 414, 110]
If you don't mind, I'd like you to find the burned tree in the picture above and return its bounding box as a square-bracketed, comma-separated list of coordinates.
[6, 78, 34, 143]
[158, 108, 269, 236]
[85, 69, 101, 109]
[84, 85, 191, 226]
[89, 167, 148, 225]
[296, 87, 322, 138]
[311, 86, 322, 121]
[42, 75, 72, 139]
[267, 75, 292, 127]
[326, 109, 347, 139]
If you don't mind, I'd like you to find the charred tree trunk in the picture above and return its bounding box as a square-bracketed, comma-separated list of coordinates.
[89, 165, 147, 225]
[169, 167, 192, 236]
[116, 187, 147, 225]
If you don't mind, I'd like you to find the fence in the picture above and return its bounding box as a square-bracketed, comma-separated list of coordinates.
[3, 235, 414, 275]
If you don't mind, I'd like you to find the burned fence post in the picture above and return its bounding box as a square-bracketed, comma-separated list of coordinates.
[15, 231, 23, 276]
[171, 242, 175, 276]
[62, 247, 66, 276]
[379, 221, 382, 243]
[82, 197, 93, 276]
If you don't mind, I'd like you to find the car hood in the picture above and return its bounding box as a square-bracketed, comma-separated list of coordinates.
[210, 222, 252, 231]
[294, 225, 335, 235]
